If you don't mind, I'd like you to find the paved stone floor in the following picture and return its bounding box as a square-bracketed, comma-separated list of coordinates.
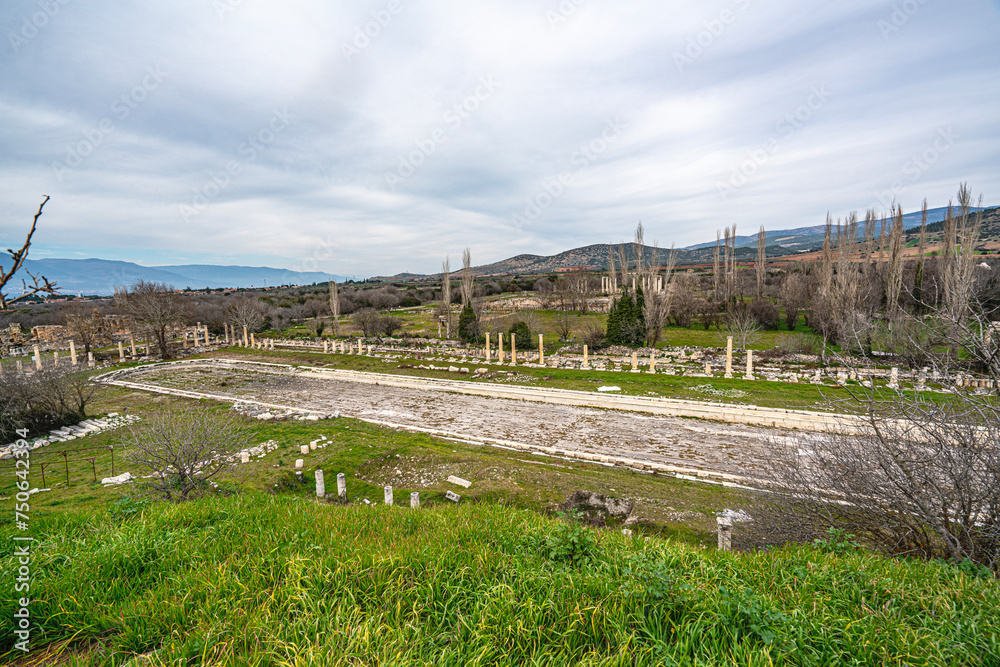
[137, 365, 820, 476]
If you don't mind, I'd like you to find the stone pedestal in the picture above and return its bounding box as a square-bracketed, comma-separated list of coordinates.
[717, 517, 732, 551]
[295, 459, 304, 469]
[315, 470, 326, 499]
[888, 367, 899, 390]
[240, 452, 250, 464]
[300, 445, 309, 455]
[705, 363, 712, 376]
[648, 353, 655, 374]
[87, 352, 95, 368]
[337, 473, 346, 499]
[410, 492, 420, 509]
[384, 486, 394, 506]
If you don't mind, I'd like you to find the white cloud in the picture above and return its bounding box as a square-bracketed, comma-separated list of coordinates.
[1, 0, 998, 277]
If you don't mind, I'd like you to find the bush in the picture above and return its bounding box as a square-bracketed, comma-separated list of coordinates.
[749, 299, 780, 330]
[508, 320, 531, 344]
[400, 296, 421, 307]
[535, 512, 598, 566]
[582, 324, 607, 350]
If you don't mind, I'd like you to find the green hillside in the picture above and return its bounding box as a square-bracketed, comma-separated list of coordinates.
[2, 494, 997, 666]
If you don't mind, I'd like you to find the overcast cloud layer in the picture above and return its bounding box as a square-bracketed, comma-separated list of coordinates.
[2, 0, 999, 278]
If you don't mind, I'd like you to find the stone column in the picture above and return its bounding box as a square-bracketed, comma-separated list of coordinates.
[87, 352, 95, 368]
[224, 323, 230, 343]
[243, 326, 249, 346]
[811, 368, 822, 384]
[510, 334, 516, 364]
[53, 352, 59, 367]
[337, 473, 346, 499]
[631, 352, 638, 372]
[240, 452, 250, 464]
[33, 345, 42, 370]
[485, 332, 491, 362]
[300, 444, 309, 455]
[744, 350, 754, 380]
[648, 353, 655, 374]
[183, 330, 189, 347]
[70, 340, 77, 366]
[582, 344, 589, 369]
[437, 320, 442, 338]
[269, 339, 274, 350]
[323, 341, 329, 353]
[17, 360, 23, 373]
[498, 333, 505, 363]
[705, 363, 712, 376]
[130, 333, 137, 357]
[725, 337, 733, 378]
[384, 486, 394, 506]
[250, 333, 256, 348]
[889, 367, 899, 389]
[295, 459, 304, 469]
[717, 517, 732, 551]
[118, 341, 125, 362]
[410, 492, 420, 509]
[538, 334, 544, 364]
[315, 470, 326, 499]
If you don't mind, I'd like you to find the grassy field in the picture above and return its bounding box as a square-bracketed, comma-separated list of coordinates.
[2, 494, 998, 666]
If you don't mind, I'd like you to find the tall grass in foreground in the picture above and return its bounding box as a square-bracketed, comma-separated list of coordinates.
[1, 494, 998, 666]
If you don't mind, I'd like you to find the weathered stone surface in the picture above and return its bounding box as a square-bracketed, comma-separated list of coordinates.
[559, 490, 634, 525]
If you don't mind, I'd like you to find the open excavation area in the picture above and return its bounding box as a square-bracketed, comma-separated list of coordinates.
[115, 360, 819, 481]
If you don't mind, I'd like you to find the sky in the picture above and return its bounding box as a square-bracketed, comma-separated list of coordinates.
[2, 0, 999, 279]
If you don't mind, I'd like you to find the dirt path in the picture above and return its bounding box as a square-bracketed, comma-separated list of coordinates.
[132, 364, 814, 476]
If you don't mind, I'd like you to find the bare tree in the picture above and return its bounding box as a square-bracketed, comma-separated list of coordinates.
[755, 226, 766, 298]
[724, 305, 760, 352]
[114, 280, 186, 359]
[225, 296, 270, 337]
[554, 309, 575, 341]
[441, 256, 452, 338]
[64, 303, 109, 356]
[329, 281, 340, 336]
[353, 308, 382, 337]
[461, 248, 474, 306]
[644, 244, 676, 347]
[123, 410, 253, 502]
[886, 205, 905, 319]
[779, 273, 808, 330]
[913, 199, 929, 309]
[1, 196, 58, 311]
[713, 230, 721, 301]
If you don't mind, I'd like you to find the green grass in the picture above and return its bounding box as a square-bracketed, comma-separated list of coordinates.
[2, 494, 997, 665]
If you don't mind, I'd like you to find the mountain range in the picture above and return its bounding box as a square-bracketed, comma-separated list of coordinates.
[22, 258, 347, 297]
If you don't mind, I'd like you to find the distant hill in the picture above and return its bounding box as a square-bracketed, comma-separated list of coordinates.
[682, 206, 986, 254]
[22, 258, 347, 296]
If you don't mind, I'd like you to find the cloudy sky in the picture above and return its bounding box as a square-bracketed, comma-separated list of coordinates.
[2, 0, 999, 278]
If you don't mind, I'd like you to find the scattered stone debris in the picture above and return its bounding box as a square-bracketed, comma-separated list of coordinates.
[446, 475, 472, 488]
[717, 508, 753, 523]
[1, 413, 140, 460]
[101, 472, 134, 486]
[231, 402, 338, 421]
[445, 490, 461, 502]
[559, 490, 634, 526]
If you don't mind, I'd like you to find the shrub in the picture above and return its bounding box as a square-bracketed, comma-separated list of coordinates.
[508, 320, 531, 344]
[749, 299, 780, 329]
[535, 512, 598, 566]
